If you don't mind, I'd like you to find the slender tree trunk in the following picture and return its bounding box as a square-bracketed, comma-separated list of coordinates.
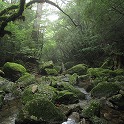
[32, 3, 44, 59]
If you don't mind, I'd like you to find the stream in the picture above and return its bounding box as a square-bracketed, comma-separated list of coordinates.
[0, 77, 91, 124]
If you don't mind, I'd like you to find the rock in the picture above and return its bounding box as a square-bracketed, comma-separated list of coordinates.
[3, 62, 27, 81]
[91, 82, 120, 98]
[32, 85, 38, 93]
[55, 90, 79, 105]
[67, 64, 87, 75]
[58, 82, 85, 100]
[82, 100, 100, 118]
[109, 94, 124, 110]
[22, 84, 57, 104]
[87, 68, 111, 78]
[69, 73, 78, 85]
[39, 61, 54, 75]
[0, 76, 14, 93]
[16, 98, 65, 123]
[62, 112, 80, 124]
[45, 68, 58, 76]
[16, 73, 36, 87]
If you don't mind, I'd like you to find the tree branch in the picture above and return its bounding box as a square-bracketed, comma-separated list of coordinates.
[0, 0, 77, 37]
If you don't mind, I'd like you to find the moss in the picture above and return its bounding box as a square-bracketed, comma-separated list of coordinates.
[59, 82, 85, 99]
[69, 73, 78, 85]
[45, 68, 58, 76]
[109, 94, 124, 109]
[21, 98, 65, 123]
[87, 68, 112, 78]
[16, 73, 36, 87]
[3, 62, 27, 81]
[22, 84, 58, 104]
[91, 116, 108, 124]
[55, 90, 79, 105]
[67, 64, 87, 75]
[0, 76, 14, 93]
[53, 66, 61, 73]
[91, 82, 120, 98]
[82, 100, 100, 118]
[39, 61, 54, 75]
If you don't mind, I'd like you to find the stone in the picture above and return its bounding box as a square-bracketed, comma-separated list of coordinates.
[67, 64, 87, 75]
[3, 62, 27, 81]
[91, 82, 120, 98]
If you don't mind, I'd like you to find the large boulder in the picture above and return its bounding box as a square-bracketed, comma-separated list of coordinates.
[55, 90, 79, 105]
[16, 73, 36, 88]
[16, 98, 65, 124]
[45, 68, 58, 76]
[109, 94, 124, 110]
[91, 82, 120, 98]
[3, 62, 27, 81]
[67, 64, 87, 75]
[22, 84, 57, 104]
[55, 82, 85, 100]
[39, 61, 54, 75]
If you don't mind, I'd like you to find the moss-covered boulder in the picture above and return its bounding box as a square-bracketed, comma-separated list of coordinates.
[87, 68, 111, 78]
[22, 84, 57, 104]
[53, 66, 61, 74]
[0, 76, 14, 93]
[45, 68, 58, 76]
[3, 62, 27, 81]
[55, 90, 79, 105]
[16, 98, 65, 124]
[16, 73, 36, 88]
[82, 100, 100, 118]
[39, 61, 54, 75]
[69, 73, 78, 85]
[91, 82, 120, 98]
[67, 64, 87, 75]
[109, 94, 124, 110]
[57, 82, 85, 100]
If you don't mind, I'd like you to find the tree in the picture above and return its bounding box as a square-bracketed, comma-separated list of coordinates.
[0, 0, 77, 37]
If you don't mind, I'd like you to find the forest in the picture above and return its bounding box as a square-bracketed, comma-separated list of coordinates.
[0, 0, 124, 124]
